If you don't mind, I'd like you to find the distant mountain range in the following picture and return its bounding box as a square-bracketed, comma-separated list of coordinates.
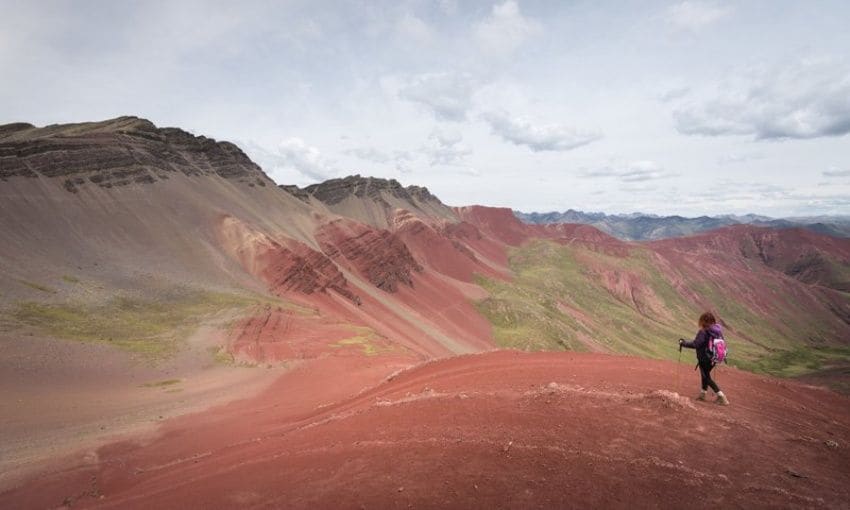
[515, 210, 850, 241]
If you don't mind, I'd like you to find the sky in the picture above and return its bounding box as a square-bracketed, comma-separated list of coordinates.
[1, 0, 849, 217]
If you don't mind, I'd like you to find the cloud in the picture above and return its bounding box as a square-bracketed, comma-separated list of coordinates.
[702, 180, 790, 201]
[421, 128, 472, 165]
[666, 1, 731, 32]
[346, 146, 413, 172]
[717, 152, 764, 165]
[347, 147, 412, 164]
[396, 14, 433, 45]
[473, 1, 541, 56]
[674, 58, 850, 140]
[658, 86, 691, 103]
[398, 72, 476, 121]
[581, 161, 676, 182]
[482, 111, 600, 152]
[823, 166, 850, 178]
[276, 138, 338, 180]
[245, 138, 337, 183]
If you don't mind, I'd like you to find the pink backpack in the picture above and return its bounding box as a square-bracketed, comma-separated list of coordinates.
[707, 333, 727, 365]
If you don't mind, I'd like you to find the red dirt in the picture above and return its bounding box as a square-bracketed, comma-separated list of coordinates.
[454, 205, 530, 246]
[393, 210, 501, 283]
[647, 225, 850, 340]
[530, 222, 631, 256]
[649, 225, 850, 286]
[4, 350, 848, 509]
[393, 268, 495, 353]
[259, 238, 361, 304]
[228, 305, 370, 363]
[454, 205, 629, 258]
[316, 218, 423, 293]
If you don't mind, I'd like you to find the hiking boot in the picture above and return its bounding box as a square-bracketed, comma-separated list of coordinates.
[695, 391, 707, 401]
[715, 392, 730, 406]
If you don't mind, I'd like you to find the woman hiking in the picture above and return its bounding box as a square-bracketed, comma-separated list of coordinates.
[679, 311, 730, 405]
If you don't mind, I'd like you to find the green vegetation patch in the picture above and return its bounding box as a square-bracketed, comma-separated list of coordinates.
[737, 346, 850, 378]
[11, 290, 263, 358]
[472, 239, 849, 381]
[142, 378, 182, 388]
[474, 240, 691, 359]
[331, 326, 393, 356]
[209, 345, 236, 365]
[62, 275, 81, 284]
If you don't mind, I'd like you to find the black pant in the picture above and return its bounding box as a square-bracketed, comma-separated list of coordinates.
[699, 360, 721, 393]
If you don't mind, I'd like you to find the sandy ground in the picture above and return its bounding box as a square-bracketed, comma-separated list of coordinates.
[2, 350, 848, 509]
[0, 322, 281, 491]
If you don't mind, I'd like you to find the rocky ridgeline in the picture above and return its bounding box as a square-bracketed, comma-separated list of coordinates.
[281, 174, 443, 207]
[0, 116, 270, 192]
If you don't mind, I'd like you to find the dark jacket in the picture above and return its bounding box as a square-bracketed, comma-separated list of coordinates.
[682, 324, 723, 364]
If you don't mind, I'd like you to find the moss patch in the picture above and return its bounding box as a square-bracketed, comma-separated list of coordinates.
[10, 290, 265, 359]
[331, 327, 392, 356]
[738, 347, 850, 378]
[142, 378, 182, 388]
[209, 345, 236, 365]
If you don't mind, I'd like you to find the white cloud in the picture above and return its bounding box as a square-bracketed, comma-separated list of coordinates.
[398, 72, 476, 121]
[674, 58, 850, 140]
[823, 166, 850, 178]
[346, 146, 413, 172]
[658, 86, 690, 103]
[437, 0, 458, 15]
[396, 14, 433, 45]
[666, 1, 731, 32]
[347, 147, 412, 165]
[245, 138, 338, 183]
[717, 152, 764, 165]
[422, 128, 472, 165]
[482, 111, 600, 152]
[581, 161, 676, 182]
[473, 1, 541, 56]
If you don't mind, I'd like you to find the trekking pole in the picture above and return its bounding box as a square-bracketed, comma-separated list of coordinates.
[676, 343, 682, 394]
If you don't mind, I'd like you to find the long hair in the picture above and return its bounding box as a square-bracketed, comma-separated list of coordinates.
[698, 311, 717, 329]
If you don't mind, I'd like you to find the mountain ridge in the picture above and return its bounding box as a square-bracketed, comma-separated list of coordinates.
[516, 208, 850, 240]
[2, 116, 848, 369]
[2, 116, 850, 506]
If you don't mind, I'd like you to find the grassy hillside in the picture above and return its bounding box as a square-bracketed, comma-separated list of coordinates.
[4, 288, 281, 359]
[474, 240, 850, 379]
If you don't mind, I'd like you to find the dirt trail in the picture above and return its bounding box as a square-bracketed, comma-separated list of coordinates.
[3, 351, 849, 509]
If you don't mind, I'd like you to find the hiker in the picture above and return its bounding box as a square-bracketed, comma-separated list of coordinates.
[679, 311, 730, 405]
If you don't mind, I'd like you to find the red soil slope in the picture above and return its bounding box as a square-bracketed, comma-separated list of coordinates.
[4, 350, 848, 509]
[454, 205, 530, 246]
[455, 204, 629, 256]
[651, 225, 850, 291]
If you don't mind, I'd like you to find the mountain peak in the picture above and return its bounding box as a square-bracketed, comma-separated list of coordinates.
[0, 116, 271, 191]
[302, 174, 443, 206]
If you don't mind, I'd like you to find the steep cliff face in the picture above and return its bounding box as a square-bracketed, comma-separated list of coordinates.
[0, 116, 270, 191]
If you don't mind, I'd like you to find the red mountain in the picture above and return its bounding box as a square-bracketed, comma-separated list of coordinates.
[1, 118, 848, 508]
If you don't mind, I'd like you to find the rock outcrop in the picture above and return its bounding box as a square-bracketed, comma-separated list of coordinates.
[303, 174, 443, 207]
[0, 116, 271, 191]
[316, 219, 423, 293]
[262, 241, 362, 304]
